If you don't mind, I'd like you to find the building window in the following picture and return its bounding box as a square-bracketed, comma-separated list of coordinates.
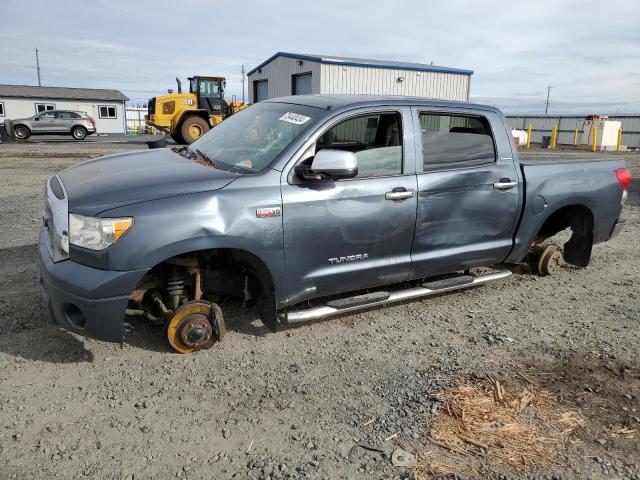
[98, 105, 117, 119]
[0, 102, 4, 117]
[35, 103, 55, 114]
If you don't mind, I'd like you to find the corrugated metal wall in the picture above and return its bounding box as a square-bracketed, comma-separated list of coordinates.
[247, 56, 471, 103]
[247, 56, 321, 103]
[507, 114, 640, 148]
[320, 64, 470, 101]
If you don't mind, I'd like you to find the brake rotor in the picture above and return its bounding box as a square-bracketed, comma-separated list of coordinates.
[166, 300, 224, 354]
[537, 244, 563, 276]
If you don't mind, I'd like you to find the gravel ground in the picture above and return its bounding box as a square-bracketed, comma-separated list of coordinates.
[0, 142, 638, 480]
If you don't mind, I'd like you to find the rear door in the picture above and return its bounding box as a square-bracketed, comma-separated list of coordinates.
[409, 108, 520, 278]
[281, 107, 418, 304]
[54, 111, 75, 132]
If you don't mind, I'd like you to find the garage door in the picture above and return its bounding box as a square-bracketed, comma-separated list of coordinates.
[292, 73, 312, 95]
[254, 80, 268, 102]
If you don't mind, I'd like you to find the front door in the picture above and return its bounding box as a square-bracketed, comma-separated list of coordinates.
[32, 111, 56, 132]
[409, 108, 520, 278]
[281, 108, 418, 305]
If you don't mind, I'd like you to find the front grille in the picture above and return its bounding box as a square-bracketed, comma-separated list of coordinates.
[147, 97, 156, 116]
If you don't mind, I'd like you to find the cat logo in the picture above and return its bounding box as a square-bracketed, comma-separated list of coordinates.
[328, 253, 369, 264]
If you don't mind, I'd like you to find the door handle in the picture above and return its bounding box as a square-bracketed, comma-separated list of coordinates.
[493, 179, 518, 190]
[385, 189, 415, 201]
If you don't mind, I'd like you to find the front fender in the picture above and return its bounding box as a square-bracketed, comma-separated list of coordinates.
[103, 182, 286, 304]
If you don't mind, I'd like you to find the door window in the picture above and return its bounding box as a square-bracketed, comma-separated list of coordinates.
[419, 113, 495, 171]
[199, 79, 223, 98]
[315, 113, 403, 178]
[55, 111, 80, 119]
[37, 112, 55, 120]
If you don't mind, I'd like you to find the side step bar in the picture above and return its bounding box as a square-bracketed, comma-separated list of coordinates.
[284, 270, 511, 324]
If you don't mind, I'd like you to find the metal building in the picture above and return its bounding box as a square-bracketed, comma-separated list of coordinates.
[247, 52, 472, 103]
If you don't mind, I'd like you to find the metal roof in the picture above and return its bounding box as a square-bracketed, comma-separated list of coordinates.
[0, 84, 128, 102]
[247, 52, 473, 77]
[265, 94, 497, 113]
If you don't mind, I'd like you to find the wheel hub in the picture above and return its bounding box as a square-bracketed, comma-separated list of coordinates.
[179, 313, 213, 348]
[166, 300, 222, 353]
[537, 244, 563, 276]
[188, 125, 202, 138]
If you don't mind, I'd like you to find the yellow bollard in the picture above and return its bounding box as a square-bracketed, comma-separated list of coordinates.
[616, 128, 622, 152]
[550, 125, 558, 149]
[526, 124, 532, 149]
[573, 128, 578, 146]
[591, 126, 598, 152]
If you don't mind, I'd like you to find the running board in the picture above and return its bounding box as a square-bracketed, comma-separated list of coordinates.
[284, 270, 511, 324]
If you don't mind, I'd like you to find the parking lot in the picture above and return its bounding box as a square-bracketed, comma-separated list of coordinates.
[0, 141, 638, 479]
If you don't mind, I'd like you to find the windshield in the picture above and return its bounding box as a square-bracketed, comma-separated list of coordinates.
[188, 102, 321, 173]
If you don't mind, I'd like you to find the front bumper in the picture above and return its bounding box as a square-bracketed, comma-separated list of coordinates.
[37, 229, 149, 343]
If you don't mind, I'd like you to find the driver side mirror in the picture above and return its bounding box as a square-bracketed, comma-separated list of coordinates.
[307, 149, 358, 180]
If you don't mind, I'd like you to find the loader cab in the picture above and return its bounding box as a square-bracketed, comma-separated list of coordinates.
[190, 76, 228, 116]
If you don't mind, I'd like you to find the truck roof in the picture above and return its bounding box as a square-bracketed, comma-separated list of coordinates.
[264, 94, 502, 114]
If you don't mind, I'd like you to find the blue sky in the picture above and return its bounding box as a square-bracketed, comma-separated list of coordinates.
[1, 0, 638, 114]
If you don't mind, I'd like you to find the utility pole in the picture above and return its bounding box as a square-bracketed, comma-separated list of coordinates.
[241, 64, 245, 103]
[544, 85, 553, 115]
[35, 47, 42, 86]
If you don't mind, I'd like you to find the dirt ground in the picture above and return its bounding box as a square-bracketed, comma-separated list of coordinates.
[0, 141, 638, 480]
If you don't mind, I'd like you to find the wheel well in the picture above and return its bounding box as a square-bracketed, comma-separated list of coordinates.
[130, 248, 278, 331]
[535, 205, 594, 267]
[13, 123, 30, 132]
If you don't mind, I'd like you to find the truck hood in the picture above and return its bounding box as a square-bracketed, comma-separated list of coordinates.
[59, 148, 240, 216]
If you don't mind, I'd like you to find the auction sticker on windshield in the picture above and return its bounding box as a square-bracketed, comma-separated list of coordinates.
[278, 112, 311, 125]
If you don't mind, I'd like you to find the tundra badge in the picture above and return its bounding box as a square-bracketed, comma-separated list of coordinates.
[328, 254, 369, 264]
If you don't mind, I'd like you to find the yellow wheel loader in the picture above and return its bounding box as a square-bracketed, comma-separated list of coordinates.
[145, 76, 247, 144]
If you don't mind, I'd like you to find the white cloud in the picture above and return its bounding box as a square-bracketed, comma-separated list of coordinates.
[1, 0, 638, 112]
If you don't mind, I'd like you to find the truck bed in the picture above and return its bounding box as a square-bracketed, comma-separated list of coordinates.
[505, 156, 626, 264]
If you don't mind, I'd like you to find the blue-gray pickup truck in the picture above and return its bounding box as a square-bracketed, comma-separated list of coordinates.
[37, 95, 632, 353]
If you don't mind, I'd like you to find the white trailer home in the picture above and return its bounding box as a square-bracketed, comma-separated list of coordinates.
[0, 84, 128, 134]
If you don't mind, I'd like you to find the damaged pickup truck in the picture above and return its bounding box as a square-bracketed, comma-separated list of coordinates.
[37, 95, 632, 353]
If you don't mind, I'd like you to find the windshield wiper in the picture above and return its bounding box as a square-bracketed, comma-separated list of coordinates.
[184, 147, 215, 167]
[194, 148, 215, 166]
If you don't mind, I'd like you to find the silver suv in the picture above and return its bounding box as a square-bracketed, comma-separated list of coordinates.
[12, 110, 96, 141]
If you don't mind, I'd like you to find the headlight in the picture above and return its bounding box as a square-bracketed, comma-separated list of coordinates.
[69, 213, 133, 250]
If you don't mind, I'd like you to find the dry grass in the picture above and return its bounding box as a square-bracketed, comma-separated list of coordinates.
[416, 376, 585, 479]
